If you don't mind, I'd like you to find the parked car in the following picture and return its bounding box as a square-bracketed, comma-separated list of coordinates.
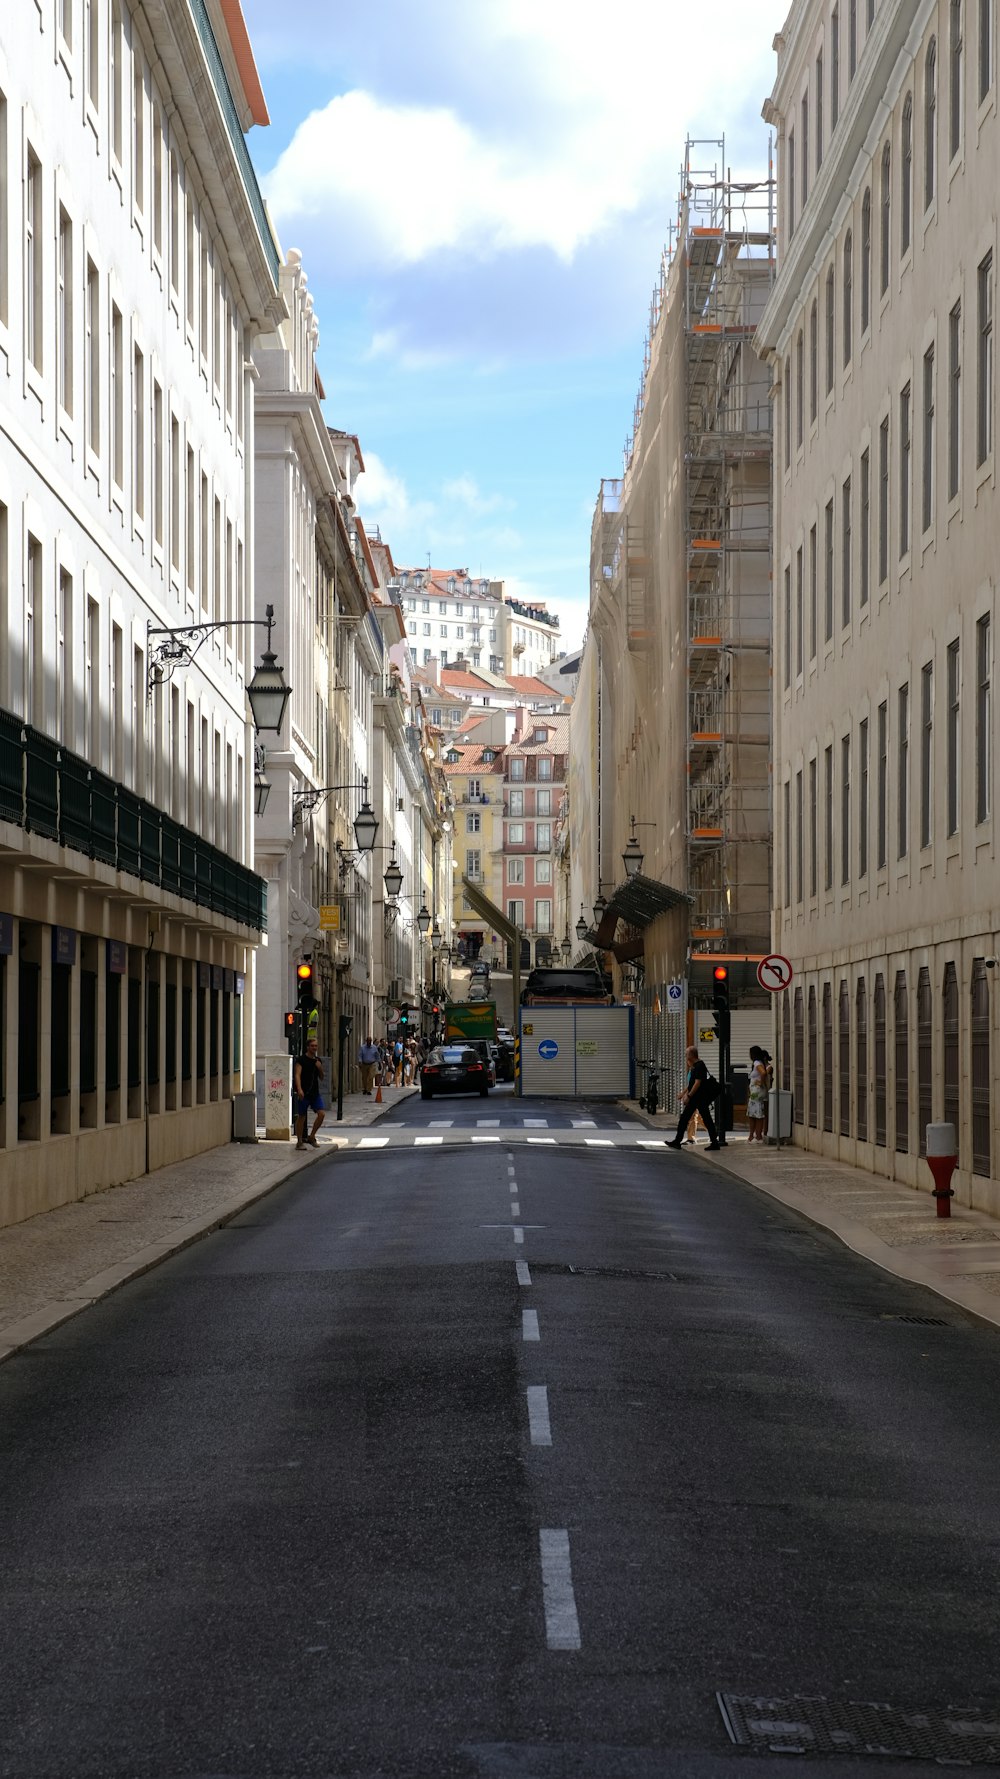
[470, 959, 491, 977]
[420, 1045, 490, 1099]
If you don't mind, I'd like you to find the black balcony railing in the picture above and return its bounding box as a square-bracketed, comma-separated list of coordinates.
[0, 710, 266, 931]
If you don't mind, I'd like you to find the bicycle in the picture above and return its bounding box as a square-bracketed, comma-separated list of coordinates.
[636, 1059, 661, 1116]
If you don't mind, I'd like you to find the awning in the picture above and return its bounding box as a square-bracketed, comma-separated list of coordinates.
[592, 872, 692, 948]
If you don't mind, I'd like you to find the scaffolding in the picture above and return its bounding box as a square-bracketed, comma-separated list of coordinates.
[679, 137, 775, 952]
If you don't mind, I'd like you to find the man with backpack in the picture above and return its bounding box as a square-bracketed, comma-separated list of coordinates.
[667, 1045, 721, 1150]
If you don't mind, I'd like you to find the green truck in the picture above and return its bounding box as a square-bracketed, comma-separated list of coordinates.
[445, 1000, 498, 1043]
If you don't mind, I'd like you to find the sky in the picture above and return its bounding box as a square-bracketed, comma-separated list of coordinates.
[239, 0, 782, 650]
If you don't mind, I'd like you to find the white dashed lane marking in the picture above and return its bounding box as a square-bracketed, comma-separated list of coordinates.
[516, 1261, 532, 1286]
[513, 1227, 525, 1245]
[527, 1137, 556, 1145]
[511, 1201, 520, 1217]
[585, 1139, 614, 1147]
[357, 1137, 389, 1148]
[539, 1529, 581, 1650]
[522, 1308, 540, 1342]
[523, 1118, 548, 1127]
[571, 1119, 597, 1127]
[414, 1136, 443, 1145]
[527, 1384, 552, 1446]
[428, 1119, 453, 1127]
[477, 1118, 500, 1127]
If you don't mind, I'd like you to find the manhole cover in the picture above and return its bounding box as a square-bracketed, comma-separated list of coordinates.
[718, 1692, 1000, 1763]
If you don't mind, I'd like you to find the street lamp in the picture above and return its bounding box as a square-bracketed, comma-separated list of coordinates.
[292, 776, 379, 855]
[575, 904, 588, 941]
[592, 892, 607, 927]
[416, 902, 431, 936]
[431, 921, 443, 951]
[560, 933, 573, 962]
[383, 849, 404, 899]
[622, 815, 656, 878]
[147, 602, 292, 734]
[253, 743, 271, 817]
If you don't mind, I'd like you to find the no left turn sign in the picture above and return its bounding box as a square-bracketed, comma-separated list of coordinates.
[757, 954, 794, 992]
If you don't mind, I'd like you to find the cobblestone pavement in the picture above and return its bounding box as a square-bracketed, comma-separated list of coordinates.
[625, 1101, 1000, 1333]
[0, 1086, 416, 1361]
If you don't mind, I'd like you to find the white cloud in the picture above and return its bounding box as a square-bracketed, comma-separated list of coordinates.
[354, 452, 434, 537]
[260, 2, 778, 278]
[441, 475, 509, 516]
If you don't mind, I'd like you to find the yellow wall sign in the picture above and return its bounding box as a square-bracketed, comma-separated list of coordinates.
[319, 904, 341, 931]
[523, 1022, 534, 1035]
[698, 1026, 715, 1043]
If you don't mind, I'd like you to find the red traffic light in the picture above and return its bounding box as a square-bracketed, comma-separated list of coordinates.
[284, 1011, 297, 1027]
[712, 965, 729, 983]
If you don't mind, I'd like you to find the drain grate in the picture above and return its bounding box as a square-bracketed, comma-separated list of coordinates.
[528, 1262, 681, 1284]
[879, 1312, 951, 1325]
[718, 1692, 1000, 1763]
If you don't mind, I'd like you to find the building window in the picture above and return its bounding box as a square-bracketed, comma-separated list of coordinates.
[422, 622, 431, 636]
[466, 813, 480, 834]
[784, 355, 791, 467]
[85, 259, 99, 452]
[822, 983, 834, 1131]
[537, 858, 553, 884]
[407, 621, 416, 636]
[788, 128, 795, 237]
[976, 613, 992, 822]
[843, 230, 853, 364]
[860, 446, 870, 606]
[925, 38, 938, 206]
[809, 755, 818, 895]
[980, 0, 995, 98]
[25, 534, 41, 725]
[841, 476, 852, 626]
[796, 328, 804, 446]
[809, 298, 818, 421]
[507, 857, 524, 884]
[152, 381, 163, 546]
[922, 344, 936, 530]
[950, 0, 964, 158]
[831, 5, 841, 126]
[510, 757, 525, 780]
[841, 734, 851, 884]
[537, 788, 551, 814]
[110, 0, 123, 161]
[466, 850, 481, 879]
[507, 899, 524, 927]
[809, 522, 818, 657]
[849, 0, 858, 77]
[861, 188, 872, 331]
[917, 966, 932, 1155]
[824, 498, 834, 643]
[783, 779, 791, 905]
[784, 564, 792, 687]
[878, 416, 889, 584]
[859, 975, 872, 1143]
[795, 769, 804, 902]
[949, 299, 962, 499]
[946, 638, 961, 835]
[58, 207, 73, 415]
[816, 50, 825, 169]
[25, 147, 42, 372]
[920, 661, 934, 847]
[796, 547, 804, 676]
[899, 381, 911, 556]
[859, 716, 869, 877]
[943, 960, 960, 1134]
[536, 901, 552, 933]
[824, 743, 834, 889]
[801, 93, 809, 208]
[535, 823, 551, 850]
[880, 143, 891, 294]
[468, 777, 482, 798]
[509, 789, 524, 816]
[898, 681, 910, 857]
[133, 346, 144, 516]
[825, 265, 835, 393]
[894, 971, 909, 1153]
[804, 986, 814, 1126]
[111, 303, 123, 488]
[839, 981, 851, 1136]
[876, 699, 888, 868]
[901, 95, 913, 254]
[978, 251, 993, 464]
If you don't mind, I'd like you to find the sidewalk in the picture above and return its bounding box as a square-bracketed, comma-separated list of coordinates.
[625, 1100, 1000, 1332]
[0, 1085, 417, 1363]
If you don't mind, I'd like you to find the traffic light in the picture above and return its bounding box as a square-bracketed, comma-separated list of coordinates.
[285, 1009, 303, 1051]
[712, 964, 731, 1046]
[296, 959, 316, 1012]
[398, 1006, 410, 1028]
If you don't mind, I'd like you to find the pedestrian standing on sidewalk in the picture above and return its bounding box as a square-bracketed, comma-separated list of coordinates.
[745, 1045, 768, 1142]
[667, 1046, 720, 1150]
[357, 1034, 380, 1096]
[293, 1038, 325, 1150]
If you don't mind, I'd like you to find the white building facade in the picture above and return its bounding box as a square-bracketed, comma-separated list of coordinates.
[758, 0, 999, 1212]
[0, 0, 282, 1225]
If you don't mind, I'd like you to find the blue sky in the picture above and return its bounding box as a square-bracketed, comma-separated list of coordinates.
[240, 1, 780, 648]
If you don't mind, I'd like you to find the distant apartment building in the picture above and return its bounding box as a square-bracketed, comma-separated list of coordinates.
[394, 566, 561, 681]
[757, 0, 999, 1208]
[0, 0, 280, 1225]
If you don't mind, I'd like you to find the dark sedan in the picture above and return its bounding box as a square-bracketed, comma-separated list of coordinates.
[419, 1045, 490, 1099]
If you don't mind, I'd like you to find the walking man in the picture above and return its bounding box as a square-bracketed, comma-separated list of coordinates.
[667, 1046, 720, 1150]
[293, 1037, 325, 1150]
[357, 1033, 380, 1096]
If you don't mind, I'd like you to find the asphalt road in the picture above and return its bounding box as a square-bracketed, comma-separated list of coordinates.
[2, 1095, 1000, 1779]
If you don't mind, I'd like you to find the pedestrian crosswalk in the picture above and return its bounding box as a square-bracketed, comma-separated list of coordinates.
[318, 1117, 684, 1155]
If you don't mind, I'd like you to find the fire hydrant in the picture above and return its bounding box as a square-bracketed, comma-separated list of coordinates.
[926, 1122, 957, 1218]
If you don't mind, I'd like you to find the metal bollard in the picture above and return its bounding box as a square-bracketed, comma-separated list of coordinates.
[925, 1121, 957, 1218]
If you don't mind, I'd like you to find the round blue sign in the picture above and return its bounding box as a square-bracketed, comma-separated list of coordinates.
[537, 1039, 559, 1060]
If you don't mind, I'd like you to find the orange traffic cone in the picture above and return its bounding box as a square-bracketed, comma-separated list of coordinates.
[375, 1080, 383, 1103]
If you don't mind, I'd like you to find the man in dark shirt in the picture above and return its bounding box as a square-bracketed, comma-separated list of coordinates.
[667, 1045, 720, 1149]
[293, 1038, 325, 1150]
